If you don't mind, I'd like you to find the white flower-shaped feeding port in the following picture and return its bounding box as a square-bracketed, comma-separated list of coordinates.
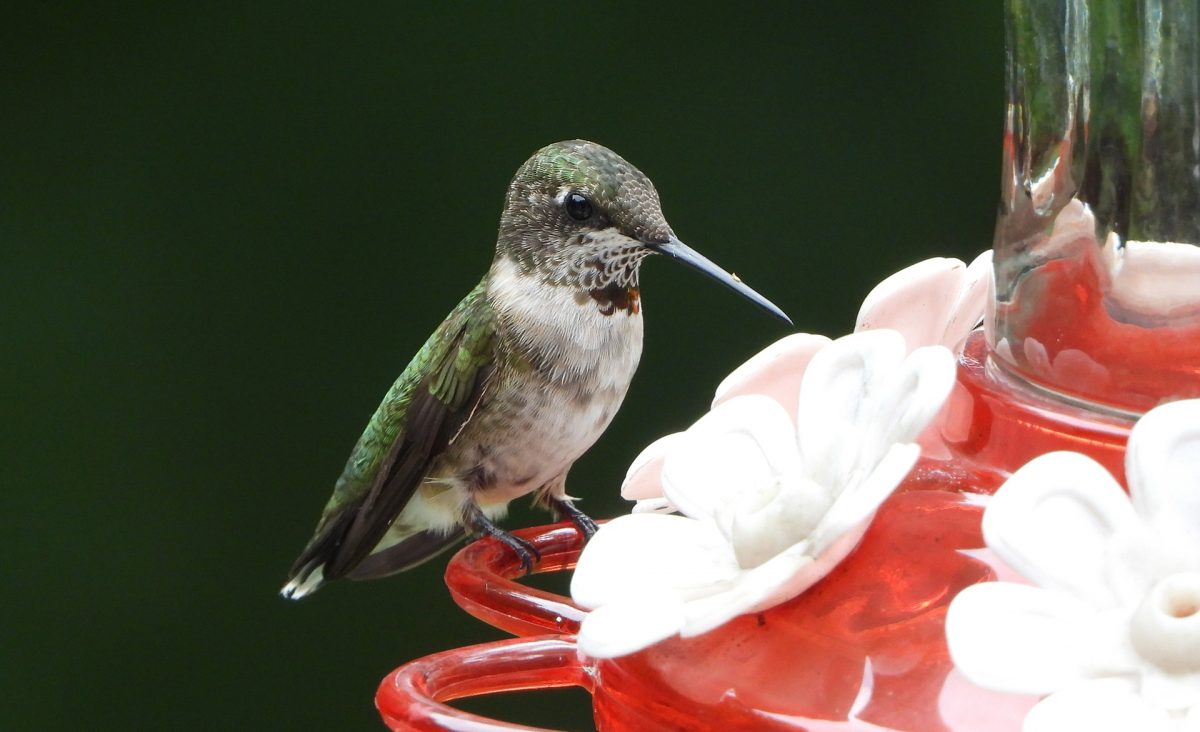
[570, 329, 956, 659]
[622, 252, 991, 514]
[945, 399, 1200, 731]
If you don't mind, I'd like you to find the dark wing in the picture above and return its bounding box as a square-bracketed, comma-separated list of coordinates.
[285, 278, 497, 589]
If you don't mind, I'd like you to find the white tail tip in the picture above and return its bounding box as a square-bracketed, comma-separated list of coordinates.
[280, 567, 324, 600]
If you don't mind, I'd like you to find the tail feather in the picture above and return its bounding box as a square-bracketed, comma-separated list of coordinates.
[280, 563, 325, 600]
[280, 509, 354, 600]
[280, 525, 466, 600]
[346, 528, 466, 581]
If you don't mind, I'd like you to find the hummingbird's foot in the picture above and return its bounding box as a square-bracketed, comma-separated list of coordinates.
[463, 504, 541, 575]
[549, 497, 599, 542]
[498, 531, 541, 575]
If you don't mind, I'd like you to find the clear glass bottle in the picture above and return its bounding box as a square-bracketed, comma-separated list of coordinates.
[990, 0, 1200, 416]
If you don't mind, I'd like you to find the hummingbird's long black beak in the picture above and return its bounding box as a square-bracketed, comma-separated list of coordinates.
[650, 237, 792, 325]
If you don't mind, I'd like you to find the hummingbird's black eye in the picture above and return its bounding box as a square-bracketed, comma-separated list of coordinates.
[564, 192, 593, 221]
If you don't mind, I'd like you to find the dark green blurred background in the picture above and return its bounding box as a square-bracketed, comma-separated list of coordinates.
[3, 4, 1000, 729]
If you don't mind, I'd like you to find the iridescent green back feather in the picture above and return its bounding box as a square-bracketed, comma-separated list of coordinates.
[287, 277, 497, 582]
[329, 279, 491, 518]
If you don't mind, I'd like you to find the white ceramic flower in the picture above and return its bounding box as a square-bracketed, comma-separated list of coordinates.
[621, 252, 990, 511]
[945, 399, 1200, 731]
[571, 330, 956, 658]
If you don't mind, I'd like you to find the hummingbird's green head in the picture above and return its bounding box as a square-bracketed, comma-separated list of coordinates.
[495, 140, 791, 324]
[497, 140, 672, 289]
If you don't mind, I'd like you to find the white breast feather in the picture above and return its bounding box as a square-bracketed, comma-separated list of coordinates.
[488, 257, 643, 389]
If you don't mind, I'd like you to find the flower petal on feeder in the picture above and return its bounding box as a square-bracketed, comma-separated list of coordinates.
[578, 592, 687, 659]
[808, 442, 919, 556]
[1126, 399, 1200, 548]
[660, 395, 797, 523]
[621, 432, 683, 502]
[981, 451, 1141, 608]
[855, 253, 990, 351]
[569, 513, 739, 610]
[711, 333, 830, 416]
[945, 581, 1095, 695]
[1023, 679, 1177, 732]
[795, 329, 910, 489]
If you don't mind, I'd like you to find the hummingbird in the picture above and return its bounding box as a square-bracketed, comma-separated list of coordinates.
[281, 140, 789, 599]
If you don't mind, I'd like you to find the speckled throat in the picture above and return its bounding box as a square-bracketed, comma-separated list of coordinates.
[487, 254, 646, 389]
[571, 238, 651, 316]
